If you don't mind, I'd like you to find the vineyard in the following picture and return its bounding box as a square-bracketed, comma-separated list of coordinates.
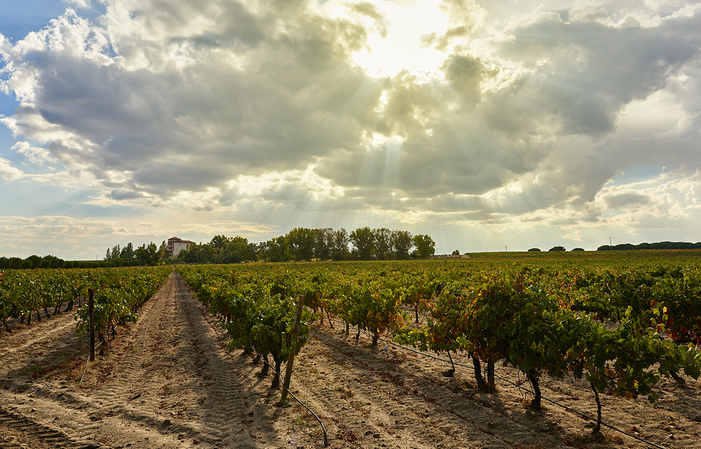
[178, 251, 701, 439]
[0, 266, 171, 337]
[0, 251, 700, 448]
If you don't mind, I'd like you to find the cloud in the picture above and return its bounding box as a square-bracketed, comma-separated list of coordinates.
[0, 157, 24, 180]
[110, 189, 144, 200]
[64, 0, 92, 9]
[494, 13, 699, 136]
[604, 192, 650, 209]
[13, 141, 56, 165]
[0, 213, 278, 258]
[0, 0, 700, 231]
[0, 215, 136, 258]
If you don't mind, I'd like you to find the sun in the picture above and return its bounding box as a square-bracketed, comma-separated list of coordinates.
[344, 1, 450, 79]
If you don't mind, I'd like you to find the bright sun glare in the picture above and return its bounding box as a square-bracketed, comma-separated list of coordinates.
[346, 1, 449, 79]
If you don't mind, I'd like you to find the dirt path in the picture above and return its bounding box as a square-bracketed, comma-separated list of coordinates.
[0, 272, 266, 448]
[1, 271, 700, 449]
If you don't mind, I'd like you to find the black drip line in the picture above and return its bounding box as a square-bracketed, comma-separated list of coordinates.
[79, 327, 117, 383]
[257, 354, 329, 448]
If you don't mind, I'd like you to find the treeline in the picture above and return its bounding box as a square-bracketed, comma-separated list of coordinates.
[179, 227, 436, 264]
[103, 241, 170, 266]
[525, 241, 701, 252]
[0, 241, 172, 270]
[597, 241, 701, 251]
[0, 254, 107, 270]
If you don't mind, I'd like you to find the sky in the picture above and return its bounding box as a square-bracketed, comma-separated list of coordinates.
[1, 0, 701, 259]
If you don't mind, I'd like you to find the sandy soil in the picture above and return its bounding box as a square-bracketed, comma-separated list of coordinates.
[1, 270, 700, 449]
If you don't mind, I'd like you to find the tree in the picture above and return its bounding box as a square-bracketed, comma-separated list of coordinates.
[614, 243, 636, 250]
[218, 236, 257, 264]
[373, 228, 393, 260]
[250, 242, 265, 261]
[286, 228, 315, 261]
[181, 243, 215, 264]
[331, 228, 350, 261]
[158, 240, 170, 263]
[412, 235, 435, 258]
[264, 236, 289, 262]
[548, 246, 566, 252]
[528, 248, 541, 252]
[210, 235, 228, 250]
[27, 255, 44, 268]
[314, 228, 333, 261]
[120, 243, 135, 260]
[42, 255, 63, 268]
[135, 242, 159, 265]
[350, 227, 375, 259]
[180, 244, 197, 263]
[393, 230, 413, 259]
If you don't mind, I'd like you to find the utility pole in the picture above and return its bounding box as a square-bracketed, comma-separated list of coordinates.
[609, 237, 612, 249]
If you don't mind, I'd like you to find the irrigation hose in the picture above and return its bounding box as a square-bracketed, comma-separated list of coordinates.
[326, 316, 668, 449]
[79, 328, 116, 383]
[79, 340, 103, 383]
[257, 355, 329, 447]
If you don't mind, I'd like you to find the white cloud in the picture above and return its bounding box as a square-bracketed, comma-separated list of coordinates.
[0, 213, 281, 259]
[64, 0, 92, 9]
[13, 141, 56, 165]
[0, 157, 24, 181]
[1, 0, 701, 255]
[593, 169, 701, 231]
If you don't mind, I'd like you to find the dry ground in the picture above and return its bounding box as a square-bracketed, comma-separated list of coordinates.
[0, 271, 699, 449]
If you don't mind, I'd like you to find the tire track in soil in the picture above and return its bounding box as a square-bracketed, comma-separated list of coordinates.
[0, 304, 87, 385]
[0, 271, 270, 449]
[0, 408, 99, 449]
[293, 327, 572, 449]
[1, 315, 79, 357]
[72, 271, 266, 448]
[299, 318, 701, 449]
[5, 273, 697, 448]
[400, 305, 701, 447]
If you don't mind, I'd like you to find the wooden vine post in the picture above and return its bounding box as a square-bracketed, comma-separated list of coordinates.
[88, 288, 95, 362]
[279, 295, 305, 406]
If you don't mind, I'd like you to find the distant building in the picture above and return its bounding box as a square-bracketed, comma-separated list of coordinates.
[167, 237, 194, 257]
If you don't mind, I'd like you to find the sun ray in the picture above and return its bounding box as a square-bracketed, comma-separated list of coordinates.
[326, 0, 452, 80]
